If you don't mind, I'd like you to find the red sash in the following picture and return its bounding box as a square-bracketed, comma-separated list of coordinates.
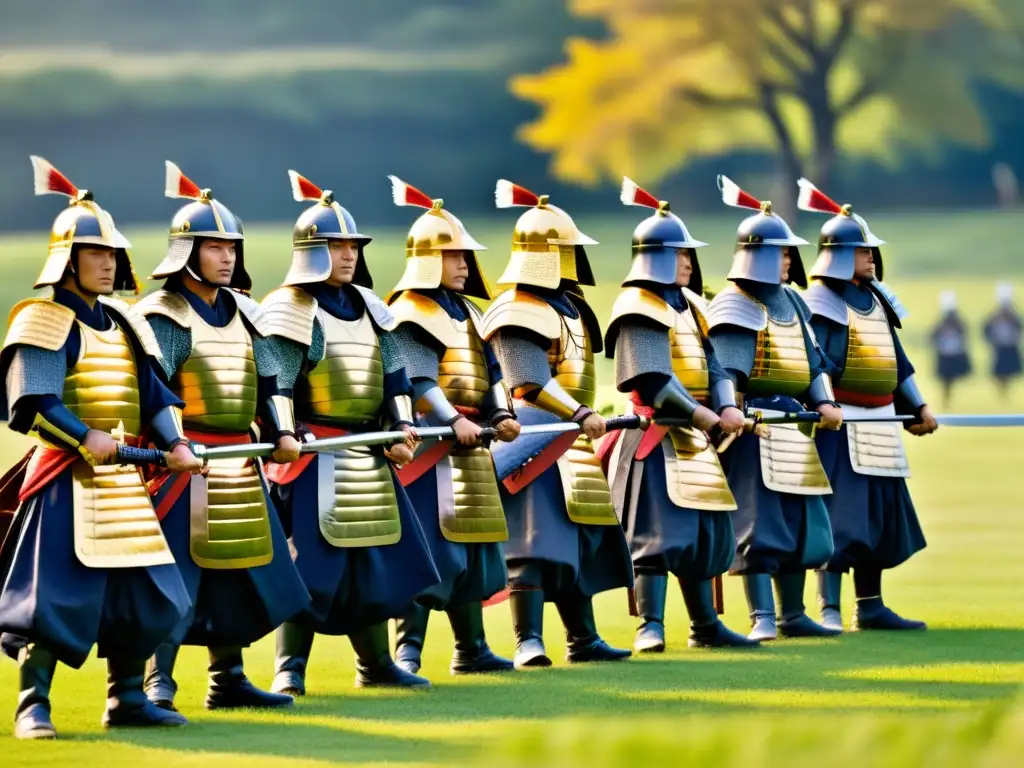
[395, 406, 479, 488]
[834, 389, 894, 408]
[150, 430, 251, 520]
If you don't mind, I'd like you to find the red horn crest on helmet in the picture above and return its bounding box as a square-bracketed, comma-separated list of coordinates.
[288, 170, 324, 202]
[620, 177, 662, 209]
[796, 178, 844, 215]
[495, 179, 541, 208]
[164, 161, 203, 200]
[31, 156, 79, 198]
[717, 175, 762, 211]
[388, 175, 434, 209]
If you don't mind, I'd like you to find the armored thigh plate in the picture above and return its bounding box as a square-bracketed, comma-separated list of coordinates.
[842, 403, 910, 478]
[557, 435, 618, 525]
[758, 424, 832, 495]
[72, 462, 175, 569]
[316, 448, 401, 548]
[662, 427, 737, 511]
[436, 446, 508, 543]
[190, 457, 272, 569]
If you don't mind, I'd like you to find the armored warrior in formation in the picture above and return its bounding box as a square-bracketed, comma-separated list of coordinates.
[604, 179, 757, 652]
[264, 172, 439, 695]
[0, 158, 204, 738]
[983, 283, 1022, 393]
[386, 177, 518, 676]
[930, 291, 972, 407]
[483, 181, 633, 668]
[797, 180, 935, 632]
[706, 176, 843, 641]
[136, 163, 310, 713]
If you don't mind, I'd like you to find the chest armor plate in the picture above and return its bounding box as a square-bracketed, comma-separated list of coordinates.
[758, 424, 831, 495]
[438, 321, 489, 412]
[303, 311, 384, 424]
[435, 446, 508, 543]
[842, 403, 910, 478]
[662, 427, 736, 511]
[669, 307, 710, 403]
[316, 446, 400, 548]
[748, 314, 812, 398]
[62, 321, 142, 437]
[840, 298, 898, 396]
[547, 313, 596, 408]
[190, 456, 272, 568]
[175, 310, 257, 432]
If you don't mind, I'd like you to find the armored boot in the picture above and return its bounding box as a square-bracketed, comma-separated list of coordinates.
[632, 574, 667, 653]
[14, 644, 57, 740]
[350, 622, 432, 689]
[851, 568, 927, 631]
[774, 572, 842, 638]
[447, 601, 514, 674]
[510, 589, 552, 669]
[556, 597, 632, 663]
[744, 574, 778, 641]
[271, 621, 315, 696]
[394, 604, 430, 675]
[102, 657, 188, 728]
[144, 641, 180, 711]
[817, 571, 845, 632]
[206, 646, 295, 710]
[683, 579, 760, 649]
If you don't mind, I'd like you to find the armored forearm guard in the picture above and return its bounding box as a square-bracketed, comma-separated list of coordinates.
[653, 377, 700, 418]
[150, 406, 187, 450]
[414, 387, 460, 426]
[532, 378, 584, 421]
[386, 394, 417, 429]
[807, 372, 837, 407]
[711, 378, 739, 413]
[264, 394, 297, 438]
[898, 374, 926, 411]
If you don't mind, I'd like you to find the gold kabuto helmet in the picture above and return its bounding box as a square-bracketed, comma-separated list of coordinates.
[286, 170, 373, 287]
[494, 179, 596, 289]
[30, 156, 139, 292]
[151, 161, 251, 290]
[389, 175, 491, 300]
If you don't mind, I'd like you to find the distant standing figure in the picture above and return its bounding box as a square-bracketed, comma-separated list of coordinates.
[983, 283, 1022, 393]
[931, 291, 972, 407]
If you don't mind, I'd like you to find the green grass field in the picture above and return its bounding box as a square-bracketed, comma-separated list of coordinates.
[0, 209, 1022, 766]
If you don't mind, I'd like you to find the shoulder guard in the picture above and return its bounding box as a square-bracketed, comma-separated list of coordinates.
[609, 287, 673, 330]
[463, 297, 486, 338]
[133, 290, 193, 329]
[567, 293, 604, 354]
[99, 296, 163, 359]
[869, 281, 908, 328]
[480, 290, 561, 342]
[390, 292, 462, 348]
[353, 285, 397, 332]
[707, 285, 768, 331]
[2, 299, 75, 352]
[681, 287, 710, 335]
[260, 286, 318, 346]
[803, 282, 849, 326]
[231, 290, 269, 337]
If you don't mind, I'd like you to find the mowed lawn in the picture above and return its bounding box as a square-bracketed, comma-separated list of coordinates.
[0, 208, 1022, 766]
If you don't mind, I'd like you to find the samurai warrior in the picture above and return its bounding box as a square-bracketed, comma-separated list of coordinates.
[136, 162, 310, 713]
[386, 177, 517, 676]
[0, 157, 203, 738]
[983, 283, 1022, 393]
[604, 179, 757, 652]
[264, 171, 439, 696]
[482, 181, 633, 668]
[706, 176, 843, 641]
[931, 291, 972, 407]
[798, 179, 935, 632]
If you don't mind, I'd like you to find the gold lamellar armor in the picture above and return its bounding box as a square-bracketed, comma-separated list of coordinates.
[494, 180, 597, 289]
[841, 298, 899, 396]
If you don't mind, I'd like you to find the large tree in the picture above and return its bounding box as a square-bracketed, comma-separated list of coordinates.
[511, 0, 1024, 207]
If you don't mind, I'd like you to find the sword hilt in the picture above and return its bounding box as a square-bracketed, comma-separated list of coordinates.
[114, 444, 167, 468]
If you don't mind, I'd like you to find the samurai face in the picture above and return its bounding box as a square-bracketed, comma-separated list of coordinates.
[68, 245, 118, 295]
[441, 251, 471, 293]
[780, 250, 792, 283]
[675, 249, 694, 288]
[196, 238, 237, 286]
[853, 247, 876, 282]
[326, 239, 359, 287]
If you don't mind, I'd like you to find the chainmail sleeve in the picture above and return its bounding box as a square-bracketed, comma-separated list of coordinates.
[251, 333, 282, 379]
[5, 345, 66, 408]
[707, 326, 757, 386]
[147, 315, 193, 381]
[309, 317, 326, 367]
[490, 329, 552, 390]
[614, 320, 672, 390]
[378, 328, 410, 376]
[267, 335, 309, 392]
[388, 324, 440, 382]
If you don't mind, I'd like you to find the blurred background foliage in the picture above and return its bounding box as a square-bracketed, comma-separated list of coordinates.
[0, 0, 1022, 232]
